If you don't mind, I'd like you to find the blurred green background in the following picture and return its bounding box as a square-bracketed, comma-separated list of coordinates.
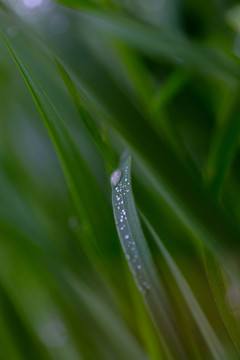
[1, 0, 240, 359]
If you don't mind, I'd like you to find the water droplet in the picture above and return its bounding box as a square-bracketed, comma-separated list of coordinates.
[124, 234, 130, 239]
[137, 265, 142, 270]
[111, 169, 122, 187]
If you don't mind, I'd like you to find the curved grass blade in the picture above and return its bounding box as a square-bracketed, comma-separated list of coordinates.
[111, 155, 188, 360]
[142, 216, 228, 360]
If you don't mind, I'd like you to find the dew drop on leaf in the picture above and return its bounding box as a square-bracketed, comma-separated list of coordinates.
[111, 169, 122, 187]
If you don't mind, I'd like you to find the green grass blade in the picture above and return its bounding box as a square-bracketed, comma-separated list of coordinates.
[55, 0, 117, 10]
[204, 95, 240, 198]
[0, 32, 115, 263]
[66, 273, 148, 360]
[203, 247, 240, 353]
[124, 263, 165, 360]
[76, 10, 240, 84]
[55, 57, 116, 170]
[111, 155, 188, 360]
[142, 216, 228, 360]
[203, 86, 240, 354]
[134, 157, 240, 275]
[111, 43, 156, 108]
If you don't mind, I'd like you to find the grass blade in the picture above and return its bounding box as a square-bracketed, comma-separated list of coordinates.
[142, 216, 229, 360]
[203, 247, 240, 353]
[204, 94, 240, 198]
[76, 9, 240, 84]
[111, 155, 188, 359]
[65, 273, 148, 360]
[0, 32, 116, 265]
[55, 57, 116, 170]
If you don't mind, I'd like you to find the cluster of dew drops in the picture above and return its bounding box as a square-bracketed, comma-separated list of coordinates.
[111, 165, 151, 295]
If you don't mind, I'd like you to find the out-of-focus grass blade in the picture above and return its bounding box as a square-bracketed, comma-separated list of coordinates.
[142, 216, 228, 360]
[111, 155, 188, 360]
[65, 272, 148, 360]
[75, 10, 240, 84]
[203, 247, 240, 353]
[111, 43, 156, 108]
[133, 156, 240, 276]
[0, 219, 147, 360]
[0, 223, 79, 360]
[56, 0, 117, 10]
[204, 94, 240, 198]
[0, 28, 143, 341]
[0, 32, 116, 266]
[150, 70, 189, 117]
[204, 91, 240, 355]
[51, 1, 240, 84]
[0, 292, 25, 360]
[4, 4, 238, 269]
[55, 57, 116, 170]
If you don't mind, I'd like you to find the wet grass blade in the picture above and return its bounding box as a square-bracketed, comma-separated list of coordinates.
[124, 262, 165, 360]
[111, 155, 188, 360]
